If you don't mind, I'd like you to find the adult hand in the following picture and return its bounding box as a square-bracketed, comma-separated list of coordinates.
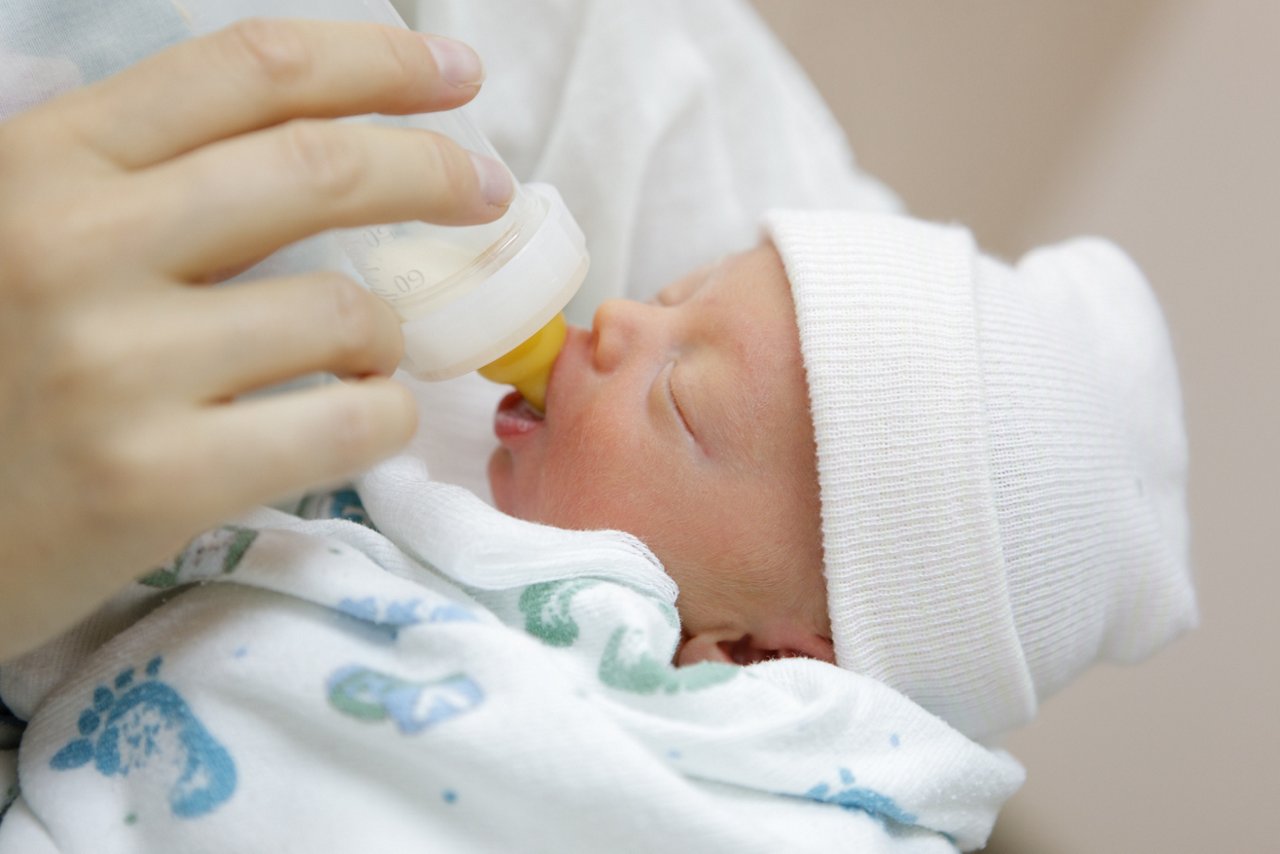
[0, 19, 513, 659]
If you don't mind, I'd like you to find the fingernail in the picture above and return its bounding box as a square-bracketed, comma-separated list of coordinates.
[423, 35, 484, 89]
[469, 152, 514, 207]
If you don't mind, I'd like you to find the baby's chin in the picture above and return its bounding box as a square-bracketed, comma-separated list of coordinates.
[486, 449, 555, 524]
[486, 448, 520, 517]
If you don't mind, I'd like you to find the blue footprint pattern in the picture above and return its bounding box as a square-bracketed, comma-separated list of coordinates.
[49, 656, 236, 818]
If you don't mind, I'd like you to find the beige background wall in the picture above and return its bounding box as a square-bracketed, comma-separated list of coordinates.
[750, 2, 1278, 851]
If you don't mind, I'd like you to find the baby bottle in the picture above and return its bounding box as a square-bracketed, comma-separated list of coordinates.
[178, 0, 588, 411]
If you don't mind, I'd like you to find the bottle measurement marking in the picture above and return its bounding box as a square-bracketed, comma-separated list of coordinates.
[357, 227, 435, 300]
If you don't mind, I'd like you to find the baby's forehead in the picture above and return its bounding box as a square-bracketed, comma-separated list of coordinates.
[699, 247, 802, 353]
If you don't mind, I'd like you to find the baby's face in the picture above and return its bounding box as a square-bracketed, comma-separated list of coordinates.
[488, 244, 833, 664]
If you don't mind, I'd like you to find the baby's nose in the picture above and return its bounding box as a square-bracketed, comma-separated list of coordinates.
[590, 299, 652, 373]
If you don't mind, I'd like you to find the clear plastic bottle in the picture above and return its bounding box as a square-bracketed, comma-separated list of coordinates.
[179, 0, 589, 408]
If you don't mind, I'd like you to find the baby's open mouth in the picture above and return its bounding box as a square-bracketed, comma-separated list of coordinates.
[493, 390, 545, 443]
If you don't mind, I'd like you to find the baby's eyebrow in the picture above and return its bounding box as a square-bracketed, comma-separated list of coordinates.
[656, 283, 691, 305]
[659, 260, 723, 306]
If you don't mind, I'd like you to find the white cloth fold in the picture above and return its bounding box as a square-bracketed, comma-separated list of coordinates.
[358, 455, 676, 602]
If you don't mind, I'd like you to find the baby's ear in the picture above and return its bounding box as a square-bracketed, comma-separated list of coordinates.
[675, 629, 835, 667]
[675, 631, 739, 666]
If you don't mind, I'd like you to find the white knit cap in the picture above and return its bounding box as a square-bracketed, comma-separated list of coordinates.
[763, 211, 1197, 741]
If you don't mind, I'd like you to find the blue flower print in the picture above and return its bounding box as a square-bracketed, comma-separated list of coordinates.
[327, 666, 483, 735]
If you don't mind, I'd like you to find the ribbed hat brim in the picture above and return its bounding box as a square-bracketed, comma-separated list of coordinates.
[765, 211, 1037, 740]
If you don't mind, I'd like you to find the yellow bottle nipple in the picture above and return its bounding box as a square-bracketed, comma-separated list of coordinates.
[477, 313, 567, 413]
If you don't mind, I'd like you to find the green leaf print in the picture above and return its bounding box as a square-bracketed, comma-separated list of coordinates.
[138, 526, 258, 589]
[518, 579, 600, 647]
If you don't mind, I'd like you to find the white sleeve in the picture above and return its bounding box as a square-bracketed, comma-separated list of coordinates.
[409, 0, 901, 314]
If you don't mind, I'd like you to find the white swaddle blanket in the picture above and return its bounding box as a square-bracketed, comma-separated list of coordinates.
[0, 455, 1021, 853]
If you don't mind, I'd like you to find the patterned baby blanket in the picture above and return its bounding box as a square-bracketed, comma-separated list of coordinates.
[0, 456, 1022, 853]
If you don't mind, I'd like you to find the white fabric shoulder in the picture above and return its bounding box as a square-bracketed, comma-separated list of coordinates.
[410, 0, 901, 310]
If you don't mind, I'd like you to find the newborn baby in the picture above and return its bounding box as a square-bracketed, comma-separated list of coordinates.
[490, 244, 832, 667]
[488, 209, 1198, 739]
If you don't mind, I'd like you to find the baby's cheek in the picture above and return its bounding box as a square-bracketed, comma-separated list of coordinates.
[535, 456, 630, 529]
[539, 422, 657, 529]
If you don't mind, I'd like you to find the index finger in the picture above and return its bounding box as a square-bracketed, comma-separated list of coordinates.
[54, 18, 484, 170]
